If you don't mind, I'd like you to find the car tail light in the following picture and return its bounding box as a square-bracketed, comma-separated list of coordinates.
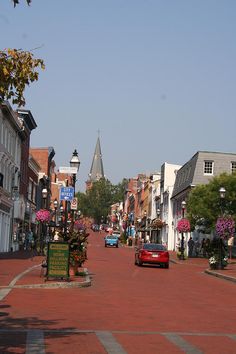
[140, 250, 150, 256]
[162, 251, 169, 258]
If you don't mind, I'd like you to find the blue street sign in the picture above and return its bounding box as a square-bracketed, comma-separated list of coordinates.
[59, 187, 74, 201]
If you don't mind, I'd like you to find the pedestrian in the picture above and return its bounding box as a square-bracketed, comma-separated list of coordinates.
[228, 235, 234, 260]
[205, 238, 211, 257]
[194, 238, 200, 257]
[53, 230, 60, 241]
[188, 237, 194, 257]
[201, 238, 206, 257]
[176, 237, 181, 251]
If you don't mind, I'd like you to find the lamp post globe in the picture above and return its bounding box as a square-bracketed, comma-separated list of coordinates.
[181, 200, 186, 217]
[219, 187, 226, 216]
[42, 188, 48, 208]
[70, 149, 80, 170]
[53, 198, 58, 209]
[219, 187, 226, 200]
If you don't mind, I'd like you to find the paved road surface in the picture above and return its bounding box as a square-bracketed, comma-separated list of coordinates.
[0, 230, 236, 353]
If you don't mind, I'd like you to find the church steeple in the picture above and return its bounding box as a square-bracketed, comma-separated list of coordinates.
[86, 135, 105, 190]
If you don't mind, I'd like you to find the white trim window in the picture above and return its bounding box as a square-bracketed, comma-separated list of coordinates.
[204, 160, 214, 175]
[231, 161, 236, 174]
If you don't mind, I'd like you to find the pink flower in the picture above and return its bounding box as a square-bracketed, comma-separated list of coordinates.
[177, 218, 191, 233]
[216, 217, 235, 239]
[36, 209, 51, 223]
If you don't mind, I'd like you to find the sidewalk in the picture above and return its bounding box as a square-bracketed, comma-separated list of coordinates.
[169, 251, 236, 283]
[0, 250, 91, 297]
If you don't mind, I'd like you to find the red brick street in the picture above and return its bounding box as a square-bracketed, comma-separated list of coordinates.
[1, 230, 236, 353]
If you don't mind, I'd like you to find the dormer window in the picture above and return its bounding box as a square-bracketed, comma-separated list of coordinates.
[231, 161, 236, 174]
[204, 161, 214, 175]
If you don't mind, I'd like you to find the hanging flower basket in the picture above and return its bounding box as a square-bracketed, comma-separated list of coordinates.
[177, 218, 191, 233]
[216, 217, 235, 239]
[152, 218, 164, 229]
[36, 209, 51, 223]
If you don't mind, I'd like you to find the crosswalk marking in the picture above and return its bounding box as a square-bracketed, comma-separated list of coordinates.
[26, 329, 45, 354]
[163, 333, 203, 354]
[0, 329, 235, 353]
[96, 331, 127, 354]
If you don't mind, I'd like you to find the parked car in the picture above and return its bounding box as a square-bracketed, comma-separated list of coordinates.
[104, 235, 119, 248]
[134, 243, 169, 268]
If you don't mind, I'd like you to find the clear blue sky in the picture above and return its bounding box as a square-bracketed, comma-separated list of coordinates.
[1, 0, 236, 191]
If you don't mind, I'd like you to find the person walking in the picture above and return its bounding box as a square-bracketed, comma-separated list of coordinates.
[228, 235, 234, 260]
[176, 237, 181, 251]
[201, 238, 207, 257]
[188, 237, 194, 257]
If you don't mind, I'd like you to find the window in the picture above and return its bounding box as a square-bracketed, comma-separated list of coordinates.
[204, 161, 214, 175]
[232, 161, 236, 174]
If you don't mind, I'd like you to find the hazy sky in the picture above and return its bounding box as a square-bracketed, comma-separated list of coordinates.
[1, 0, 236, 191]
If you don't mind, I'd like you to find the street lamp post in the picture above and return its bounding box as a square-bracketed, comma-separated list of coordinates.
[70, 149, 80, 196]
[180, 200, 186, 260]
[219, 187, 226, 215]
[69, 149, 80, 224]
[41, 188, 48, 254]
[218, 187, 226, 269]
[42, 188, 48, 209]
[59, 203, 64, 233]
[156, 208, 160, 243]
[53, 198, 58, 228]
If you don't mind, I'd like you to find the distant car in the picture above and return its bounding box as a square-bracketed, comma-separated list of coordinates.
[112, 230, 121, 239]
[104, 235, 119, 248]
[104, 225, 110, 232]
[134, 243, 169, 268]
[91, 224, 99, 232]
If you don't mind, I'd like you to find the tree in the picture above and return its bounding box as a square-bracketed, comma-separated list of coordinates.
[0, 48, 45, 107]
[112, 178, 128, 202]
[12, 0, 31, 7]
[76, 178, 126, 223]
[187, 173, 236, 232]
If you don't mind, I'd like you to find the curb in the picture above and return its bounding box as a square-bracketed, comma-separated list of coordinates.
[0, 267, 91, 291]
[171, 258, 236, 284]
[204, 269, 236, 284]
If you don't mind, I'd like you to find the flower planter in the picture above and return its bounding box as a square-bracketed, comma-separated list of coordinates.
[209, 263, 226, 270]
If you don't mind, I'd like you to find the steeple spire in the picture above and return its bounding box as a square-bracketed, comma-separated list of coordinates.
[88, 135, 104, 182]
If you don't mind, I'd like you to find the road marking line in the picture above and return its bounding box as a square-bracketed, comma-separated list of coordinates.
[227, 334, 236, 341]
[26, 329, 45, 354]
[96, 330, 127, 354]
[0, 265, 40, 300]
[162, 333, 203, 354]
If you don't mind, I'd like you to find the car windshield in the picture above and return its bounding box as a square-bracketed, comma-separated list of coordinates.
[143, 243, 166, 251]
[106, 235, 117, 239]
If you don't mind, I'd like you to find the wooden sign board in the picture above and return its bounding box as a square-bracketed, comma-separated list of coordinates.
[46, 242, 70, 280]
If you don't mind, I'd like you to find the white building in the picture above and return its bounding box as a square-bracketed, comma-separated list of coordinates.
[159, 162, 181, 250]
[0, 102, 22, 252]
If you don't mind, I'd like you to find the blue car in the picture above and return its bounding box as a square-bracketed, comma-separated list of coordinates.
[104, 235, 119, 248]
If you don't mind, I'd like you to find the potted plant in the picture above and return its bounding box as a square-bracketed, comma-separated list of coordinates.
[207, 216, 235, 270]
[67, 220, 89, 275]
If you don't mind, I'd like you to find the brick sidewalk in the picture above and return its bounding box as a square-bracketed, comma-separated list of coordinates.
[0, 250, 90, 291]
[169, 251, 236, 283]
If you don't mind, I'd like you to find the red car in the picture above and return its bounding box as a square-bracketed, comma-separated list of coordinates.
[134, 243, 169, 268]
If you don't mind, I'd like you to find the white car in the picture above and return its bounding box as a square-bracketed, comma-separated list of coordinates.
[112, 230, 121, 239]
